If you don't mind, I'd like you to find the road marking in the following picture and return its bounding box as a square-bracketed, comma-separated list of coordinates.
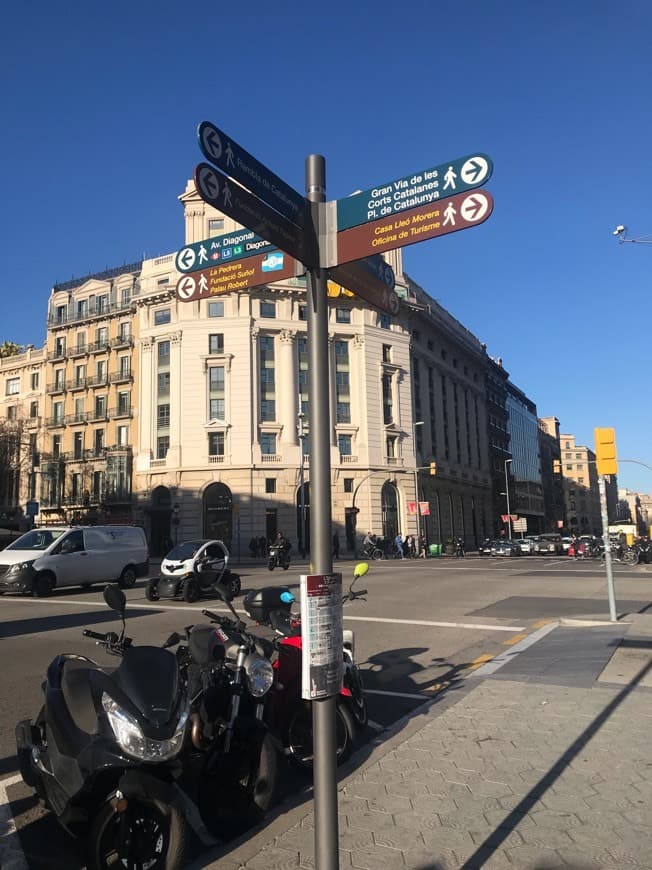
[503, 633, 527, 646]
[0, 597, 526, 633]
[471, 622, 559, 676]
[0, 774, 29, 870]
[468, 654, 494, 670]
[532, 619, 553, 629]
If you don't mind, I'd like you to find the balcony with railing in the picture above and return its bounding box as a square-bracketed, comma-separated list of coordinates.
[109, 369, 133, 384]
[84, 448, 107, 461]
[25, 416, 41, 428]
[45, 416, 66, 428]
[46, 381, 67, 395]
[47, 299, 136, 329]
[110, 335, 134, 349]
[87, 374, 109, 388]
[110, 405, 133, 420]
[64, 412, 89, 425]
[68, 377, 88, 391]
[87, 408, 109, 423]
[88, 339, 110, 355]
[260, 454, 281, 463]
[339, 454, 359, 464]
[47, 347, 67, 361]
[208, 455, 226, 464]
[69, 344, 88, 359]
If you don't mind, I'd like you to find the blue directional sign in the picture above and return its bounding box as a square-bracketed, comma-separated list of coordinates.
[198, 121, 307, 228]
[175, 228, 276, 274]
[337, 153, 493, 231]
[194, 163, 317, 267]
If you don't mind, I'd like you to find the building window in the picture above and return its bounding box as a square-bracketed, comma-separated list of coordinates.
[119, 322, 131, 341]
[154, 308, 171, 326]
[94, 429, 105, 454]
[30, 400, 38, 418]
[76, 299, 88, 318]
[117, 425, 129, 446]
[95, 395, 107, 418]
[96, 359, 107, 382]
[156, 436, 169, 459]
[73, 432, 83, 460]
[53, 401, 63, 424]
[118, 391, 130, 415]
[31, 372, 39, 390]
[119, 356, 130, 378]
[52, 434, 61, 457]
[120, 287, 131, 306]
[261, 432, 276, 455]
[55, 368, 65, 389]
[382, 373, 393, 425]
[158, 371, 170, 396]
[336, 308, 351, 323]
[209, 219, 224, 236]
[74, 397, 85, 420]
[298, 305, 307, 321]
[6, 377, 19, 395]
[96, 327, 108, 347]
[157, 404, 170, 429]
[259, 336, 276, 421]
[265, 478, 276, 493]
[208, 432, 225, 457]
[386, 435, 397, 458]
[157, 278, 169, 286]
[208, 301, 224, 317]
[260, 302, 276, 319]
[7, 405, 17, 420]
[382, 344, 392, 363]
[209, 334, 224, 354]
[335, 340, 350, 423]
[379, 313, 391, 329]
[344, 478, 353, 493]
[338, 434, 352, 456]
[298, 336, 309, 418]
[75, 332, 86, 351]
[208, 366, 225, 420]
[158, 340, 170, 365]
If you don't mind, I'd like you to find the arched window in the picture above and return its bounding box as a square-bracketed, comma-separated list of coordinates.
[203, 483, 233, 546]
[381, 481, 399, 541]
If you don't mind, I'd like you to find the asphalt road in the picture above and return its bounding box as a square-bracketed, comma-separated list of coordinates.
[1, 554, 651, 868]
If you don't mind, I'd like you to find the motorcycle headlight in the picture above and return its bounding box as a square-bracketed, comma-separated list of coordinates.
[101, 693, 188, 761]
[8, 560, 34, 574]
[244, 655, 274, 698]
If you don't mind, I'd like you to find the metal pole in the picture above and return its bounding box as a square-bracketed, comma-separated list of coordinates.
[504, 459, 512, 537]
[298, 400, 306, 558]
[306, 154, 338, 870]
[413, 423, 423, 545]
[598, 474, 617, 621]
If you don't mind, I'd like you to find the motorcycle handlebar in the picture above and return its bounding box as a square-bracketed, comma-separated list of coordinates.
[83, 629, 108, 641]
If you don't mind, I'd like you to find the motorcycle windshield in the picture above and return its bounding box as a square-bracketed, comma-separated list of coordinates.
[112, 647, 180, 727]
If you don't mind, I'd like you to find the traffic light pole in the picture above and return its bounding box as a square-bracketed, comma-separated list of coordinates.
[598, 474, 617, 622]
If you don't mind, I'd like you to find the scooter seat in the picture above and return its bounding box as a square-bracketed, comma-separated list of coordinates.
[61, 658, 103, 735]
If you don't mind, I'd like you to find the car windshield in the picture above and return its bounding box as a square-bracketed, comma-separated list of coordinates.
[166, 541, 206, 560]
[6, 529, 66, 551]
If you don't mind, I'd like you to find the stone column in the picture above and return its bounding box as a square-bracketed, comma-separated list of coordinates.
[135, 338, 153, 472]
[166, 331, 182, 468]
[278, 330, 297, 445]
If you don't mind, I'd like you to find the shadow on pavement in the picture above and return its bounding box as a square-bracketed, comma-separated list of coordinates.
[0, 607, 159, 639]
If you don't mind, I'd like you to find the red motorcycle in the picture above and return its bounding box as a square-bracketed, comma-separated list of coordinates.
[242, 563, 369, 770]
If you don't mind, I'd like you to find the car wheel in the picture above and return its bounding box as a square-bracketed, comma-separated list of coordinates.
[183, 578, 200, 603]
[118, 566, 137, 589]
[32, 573, 53, 598]
[145, 579, 160, 602]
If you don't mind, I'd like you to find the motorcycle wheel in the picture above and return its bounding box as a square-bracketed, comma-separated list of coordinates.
[624, 550, 639, 566]
[345, 667, 368, 727]
[88, 796, 187, 870]
[288, 699, 356, 771]
[282, 561, 290, 571]
[145, 579, 160, 602]
[197, 732, 278, 840]
[183, 578, 201, 603]
[227, 573, 241, 597]
[372, 548, 383, 560]
[268, 558, 275, 571]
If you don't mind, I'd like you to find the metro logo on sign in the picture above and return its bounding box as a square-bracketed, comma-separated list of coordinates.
[337, 190, 493, 266]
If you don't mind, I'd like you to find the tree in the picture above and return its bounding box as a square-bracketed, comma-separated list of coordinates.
[0, 341, 22, 358]
[0, 419, 32, 524]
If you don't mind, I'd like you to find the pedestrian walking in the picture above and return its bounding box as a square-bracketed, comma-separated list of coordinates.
[394, 533, 404, 559]
[419, 535, 427, 559]
[455, 536, 465, 558]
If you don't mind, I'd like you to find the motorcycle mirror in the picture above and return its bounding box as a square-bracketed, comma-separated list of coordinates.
[163, 631, 182, 649]
[103, 584, 126, 615]
[353, 562, 369, 579]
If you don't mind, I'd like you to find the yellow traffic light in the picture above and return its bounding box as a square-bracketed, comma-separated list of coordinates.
[594, 427, 618, 476]
[430, 461, 437, 476]
[553, 459, 561, 474]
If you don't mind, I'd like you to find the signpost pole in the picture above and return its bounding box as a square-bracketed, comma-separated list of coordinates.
[306, 154, 338, 870]
[598, 474, 618, 622]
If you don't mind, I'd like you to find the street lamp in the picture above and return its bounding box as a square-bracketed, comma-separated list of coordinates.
[413, 422, 424, 543]
[504, 459, 513, 538]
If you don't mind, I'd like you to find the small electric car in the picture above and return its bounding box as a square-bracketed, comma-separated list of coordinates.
[146, 539, 241, 602]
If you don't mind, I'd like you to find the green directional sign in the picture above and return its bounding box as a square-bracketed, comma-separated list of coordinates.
[337, 153, 493, 231]
[175, 228, 276, 274]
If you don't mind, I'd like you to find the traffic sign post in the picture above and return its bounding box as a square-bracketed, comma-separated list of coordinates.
[189, 123, 495, 870]
[175, 250, 298, 302]
[336, 153, 493, 231]
[337, 189, 493, 266]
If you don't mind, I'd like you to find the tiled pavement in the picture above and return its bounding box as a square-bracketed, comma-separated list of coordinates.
[196, 617, 652, 870]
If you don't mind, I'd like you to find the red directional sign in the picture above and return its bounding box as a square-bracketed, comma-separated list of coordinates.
[175, 249, 298, 302]
[336, 190, 493, 266]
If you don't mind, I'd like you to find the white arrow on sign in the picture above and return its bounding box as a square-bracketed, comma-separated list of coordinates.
[460, 192, 490, 223]
[200, 125, 223, 162]
[176, 247, 196, 271]
[176, 275, 197, 301]
[460, 156, 489, 186]
[196, 165, 220, 201]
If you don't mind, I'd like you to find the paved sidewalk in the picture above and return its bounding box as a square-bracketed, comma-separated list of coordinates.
[196, 614, 652, 870]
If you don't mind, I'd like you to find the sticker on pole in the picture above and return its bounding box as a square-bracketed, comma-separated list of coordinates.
[300, 573, 343, 700]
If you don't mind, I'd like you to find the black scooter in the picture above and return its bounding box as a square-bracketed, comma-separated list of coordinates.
[16, 585, 189, 870]
[267, 543, 291, 571]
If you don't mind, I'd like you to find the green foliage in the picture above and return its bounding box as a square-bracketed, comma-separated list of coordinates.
[0, 341, 22, 358]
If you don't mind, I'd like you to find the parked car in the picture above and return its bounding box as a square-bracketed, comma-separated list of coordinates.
[0, 525, 149, 597]
[561, 537, 572, 553]
[478, 538, 497, 556]
[515, 537, 535, 555]
[492, 540, 522, 557]
[531, 534, 564, 556]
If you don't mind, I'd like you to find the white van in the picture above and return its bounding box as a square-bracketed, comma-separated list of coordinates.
[0, 526, 149, 597]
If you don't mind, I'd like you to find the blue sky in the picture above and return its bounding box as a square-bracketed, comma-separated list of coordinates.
[2, 1, 651, 492]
